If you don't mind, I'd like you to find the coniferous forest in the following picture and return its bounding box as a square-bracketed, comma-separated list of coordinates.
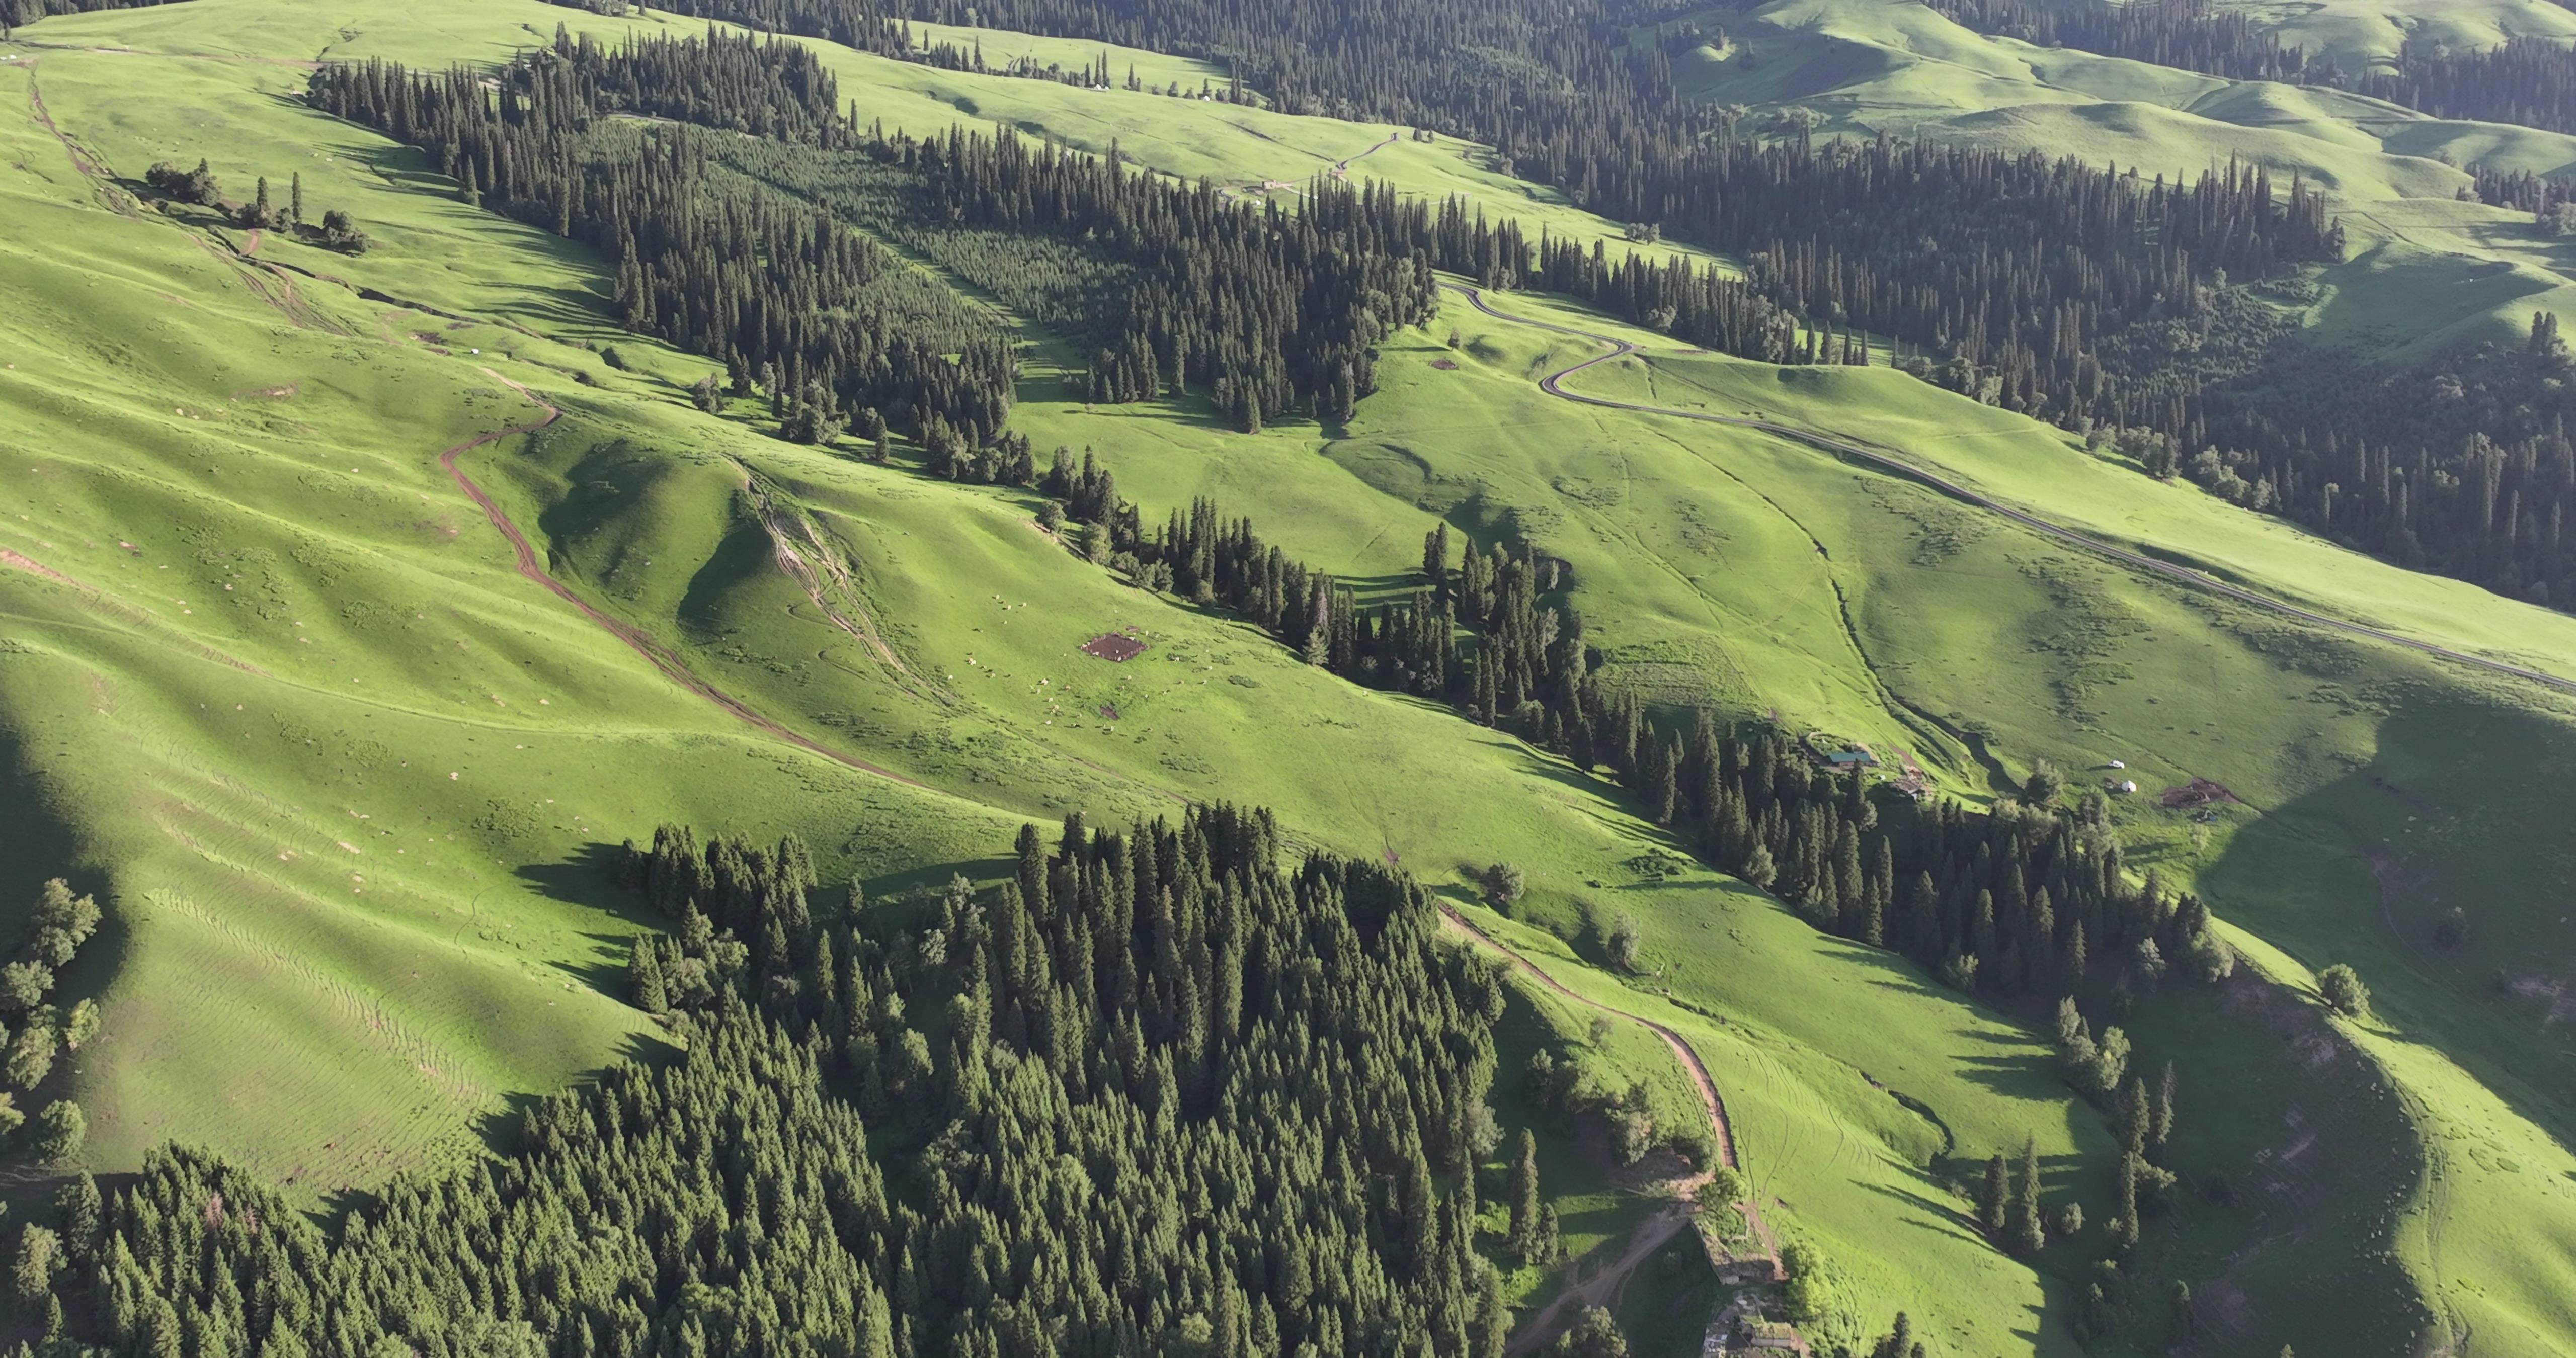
[59, 808, 1526, 1358]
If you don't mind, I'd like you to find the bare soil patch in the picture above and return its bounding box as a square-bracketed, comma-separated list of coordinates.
[1081, 630, 1147, 662]
[2160, 777, 2239, 809]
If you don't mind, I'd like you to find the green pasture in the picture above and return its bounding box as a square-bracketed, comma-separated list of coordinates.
[0, 7, 2113, 1348]
[12, 0, 2576, 1351]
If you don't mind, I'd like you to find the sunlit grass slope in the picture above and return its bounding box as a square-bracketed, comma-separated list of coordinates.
[0, 5, 2144, 1351]
[15, 0, 2576, 1350]
[0, 45, 1030, 1191]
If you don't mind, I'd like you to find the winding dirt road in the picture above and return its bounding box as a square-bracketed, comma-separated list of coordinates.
[1438, 905, 1768, 1351]
[1442, 282, 2576, 697]
[444, 371, 934, 792]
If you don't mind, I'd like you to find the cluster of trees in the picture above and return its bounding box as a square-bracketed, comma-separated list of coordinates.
[2160, 313, 2576, 607]
[1933, 0, 2576, 138]
[1037, 462, 2237, 1021]
[40, 806, 1538, 1357]
[1924, 0, 2311, 83]
[2047, 1010, 2184, 1248]
[872, 126, 1440, 428]
[307, 31, 1019, 445]
[1048, 468, 1600, 746]
[1, 0, 186, 33]
[139, 161, 371, 250]
[1525, 1044, 1683, 1168]
[546, 24, 862, 144]
[0, 882, 98, 1161]
[1704, 138, 2341, 429]
[1605, 720, 2233, 1005]
[2355, 36, 2576, 138]
[1432, 199, 1813, 363]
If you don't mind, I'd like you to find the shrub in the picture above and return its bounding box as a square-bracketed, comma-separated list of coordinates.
[2433, 907, 2469, 950]
[318, 207, 372, 252]
[1605, 912, 1642, 972]
[2318, 964, 2370, 1018]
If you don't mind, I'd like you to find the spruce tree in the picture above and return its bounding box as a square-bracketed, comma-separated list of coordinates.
[2013, 1135, 2046, 1256]
[1507, 1129, 1544, 1261]
[1980, 1152, 2009, 1237]
[629, 937, 669, 1014]
[2150, 1061, 2177, 1163]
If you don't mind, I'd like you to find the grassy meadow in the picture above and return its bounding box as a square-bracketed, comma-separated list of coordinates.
[6, 0, 2576, 1352]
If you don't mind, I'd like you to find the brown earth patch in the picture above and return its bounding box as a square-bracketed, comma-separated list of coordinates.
[2161, 777, 2239, 809]
[1081, 630, 1147, 662]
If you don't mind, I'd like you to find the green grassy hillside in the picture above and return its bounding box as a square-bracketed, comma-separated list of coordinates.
[9, 0, 2576, 1352]
[0, 6, 2108, 1352]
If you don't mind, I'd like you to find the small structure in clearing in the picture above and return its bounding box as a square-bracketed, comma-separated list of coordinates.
[1822, 747, 1877, 771]
[2160, 778, 2238, 809]
[1080, 630, 1147, 662]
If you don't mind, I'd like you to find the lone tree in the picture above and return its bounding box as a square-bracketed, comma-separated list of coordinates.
[2318, 963, 2371, 1018]
[1606, 912, 1643, 972]
[1696, 1164, 1748, 1215]
[2022, 759, 2064, 805]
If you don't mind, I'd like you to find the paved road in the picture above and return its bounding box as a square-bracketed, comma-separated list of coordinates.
[1440, 282, 2576, 697]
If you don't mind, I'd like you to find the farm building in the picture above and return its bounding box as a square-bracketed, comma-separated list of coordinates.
[1823, 748, 1877, 770]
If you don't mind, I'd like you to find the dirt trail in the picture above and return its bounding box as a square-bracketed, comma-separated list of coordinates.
[444, 370, 935, 792]
[1437, 904, 1771, 1351]
[1443, 282, 2576, 698]
[738, 474, 921, 686]
[25, 61, 131, 214]
[1331, 132, 1399, 175]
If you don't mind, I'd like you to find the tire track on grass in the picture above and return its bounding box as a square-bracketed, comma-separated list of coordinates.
[1442, 282, 2576, 697]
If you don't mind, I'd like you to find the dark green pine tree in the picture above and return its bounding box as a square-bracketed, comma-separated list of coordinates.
[1507, 1128, 1544, 1261]
[2012, 1135, 2046, 1256]
[1980, 1152, 2009, 1237]
[627, 937, 668, 1014]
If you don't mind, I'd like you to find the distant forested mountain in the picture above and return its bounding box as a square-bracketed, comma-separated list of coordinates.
[464, 0, 2576, 608]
